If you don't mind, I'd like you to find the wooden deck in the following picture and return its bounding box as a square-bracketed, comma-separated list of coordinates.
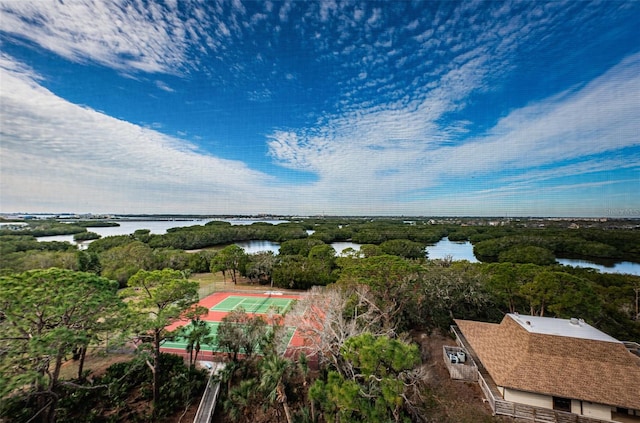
[442, 345, 478, 381]
[493, 401, 611, 423]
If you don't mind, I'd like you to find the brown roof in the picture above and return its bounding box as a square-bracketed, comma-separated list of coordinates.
[455, 315, 640, 410]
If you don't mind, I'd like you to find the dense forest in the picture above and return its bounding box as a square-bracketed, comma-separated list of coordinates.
[1, 217, 639, 422]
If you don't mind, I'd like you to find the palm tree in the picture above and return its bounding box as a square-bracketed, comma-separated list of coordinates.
[259, 354, 293, 423]
[217, 360, 239, 395]
[223, 379, 257, 422]
[183, 318, 214, 368]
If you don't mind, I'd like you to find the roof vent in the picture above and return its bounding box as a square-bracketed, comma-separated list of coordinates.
[570, 317, 580, 326]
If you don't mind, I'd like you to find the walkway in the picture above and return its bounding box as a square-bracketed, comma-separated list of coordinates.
[193, 362, 226, 423]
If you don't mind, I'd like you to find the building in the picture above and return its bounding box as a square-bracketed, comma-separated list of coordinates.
[451, 314, 640, 423]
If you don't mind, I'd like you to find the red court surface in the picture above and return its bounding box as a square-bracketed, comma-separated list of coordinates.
[161, 291, 305, 361]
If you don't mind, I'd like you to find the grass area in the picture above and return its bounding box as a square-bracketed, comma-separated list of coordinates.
[190, 272, 278, 298]
[58, 349, 133, 380]
[190, 271, 227, 285]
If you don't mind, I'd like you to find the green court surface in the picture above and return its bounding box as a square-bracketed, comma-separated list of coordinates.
[162, 321, 295, 354]
[162, 321, 220, 351]
[211, 295, 294, 314]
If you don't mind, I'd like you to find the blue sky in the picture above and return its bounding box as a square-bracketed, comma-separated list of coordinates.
[1, 0, 639, 217]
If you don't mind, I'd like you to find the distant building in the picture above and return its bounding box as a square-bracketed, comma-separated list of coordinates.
[451, 314, 640, 422]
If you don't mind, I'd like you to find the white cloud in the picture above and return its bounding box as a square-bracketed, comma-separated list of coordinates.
[435, 53, 640, 177]
[0, 56, 300, 214]
[155, 80, 175, 92]
[319, 0, 337, 22]
[278, 0, 293, 23]
[0, 52, 42, 81]
[3, 46, 636, 217]
[0, 0, 229, 75]
[254, 1, 640, 214]
[366, 8, 382, 28]
[247, 88, 273, 102]
[498, 155, 640, 188]
[0, 0, 185, 73]
[266, 51, 640, 214]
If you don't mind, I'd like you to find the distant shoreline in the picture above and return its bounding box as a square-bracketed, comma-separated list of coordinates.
[2, 213, 638, 221]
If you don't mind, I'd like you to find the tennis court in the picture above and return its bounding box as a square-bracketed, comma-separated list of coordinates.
[161, 320, 296, 354]
[160, 292, 303, 358]
[162, 321, 220, 351]
[211, 295, 294, 314]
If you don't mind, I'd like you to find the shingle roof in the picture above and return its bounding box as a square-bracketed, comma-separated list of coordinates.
[455, 315, 640, 410]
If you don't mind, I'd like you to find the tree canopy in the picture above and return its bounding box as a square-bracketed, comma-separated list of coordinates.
[121, 268, 204, 414]
[0, 268, 123, 423]
[310, 333, 422, 423]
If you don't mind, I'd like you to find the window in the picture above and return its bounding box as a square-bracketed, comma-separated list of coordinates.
[553, 397, 572, 413]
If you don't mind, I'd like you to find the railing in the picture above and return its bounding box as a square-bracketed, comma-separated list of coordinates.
[480, 373, 612, 423]
[623, 341, 640, 357]
[493, 401, 607, 423]
[442, 346, 478, 381]
[478, 371, 497, 413]
[193, 362, 225, 423]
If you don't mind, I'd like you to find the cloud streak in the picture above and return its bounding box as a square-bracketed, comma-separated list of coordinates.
[0, 56, 293, 214]
[267, 52, 640, 212]
[1, 1, 638, 216]
[0, 1, 183, 73]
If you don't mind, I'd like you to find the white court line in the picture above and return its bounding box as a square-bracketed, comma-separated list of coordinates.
[231, 297, 263, 311]
[233, 297, 248, 310]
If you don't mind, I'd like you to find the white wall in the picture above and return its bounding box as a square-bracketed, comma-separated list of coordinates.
[501, 390, 613, 421]
[503, 388, 552, 409]
[582, 402, 612, 420]
[571, 399, 581, 414]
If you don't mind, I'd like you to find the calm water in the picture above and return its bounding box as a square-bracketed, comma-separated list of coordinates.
[425, 237, 479, 263]
[556, 258, 640, 276]
[331, 241, 362, 255]
[35, 225, 640, 275]
[426, 237, 640, 276]
[35, 219, 286, 247]
[237, 238, 483, 262]
[36, 219, 215, 247]
[234, 240, 363, 256]
[235, 240, 280, 254]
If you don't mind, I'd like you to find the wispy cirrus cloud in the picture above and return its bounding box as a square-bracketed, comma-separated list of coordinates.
[0, 0, 247, 75]
[267, 48, 640, 211]
[435, 53, 640, 177]
[497, 154, 640, 188]
[0, 0, 185, 73]
[154, 80, 175, 93]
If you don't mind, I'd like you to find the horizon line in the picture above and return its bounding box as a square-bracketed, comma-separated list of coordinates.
[1, 212, 639, 220]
